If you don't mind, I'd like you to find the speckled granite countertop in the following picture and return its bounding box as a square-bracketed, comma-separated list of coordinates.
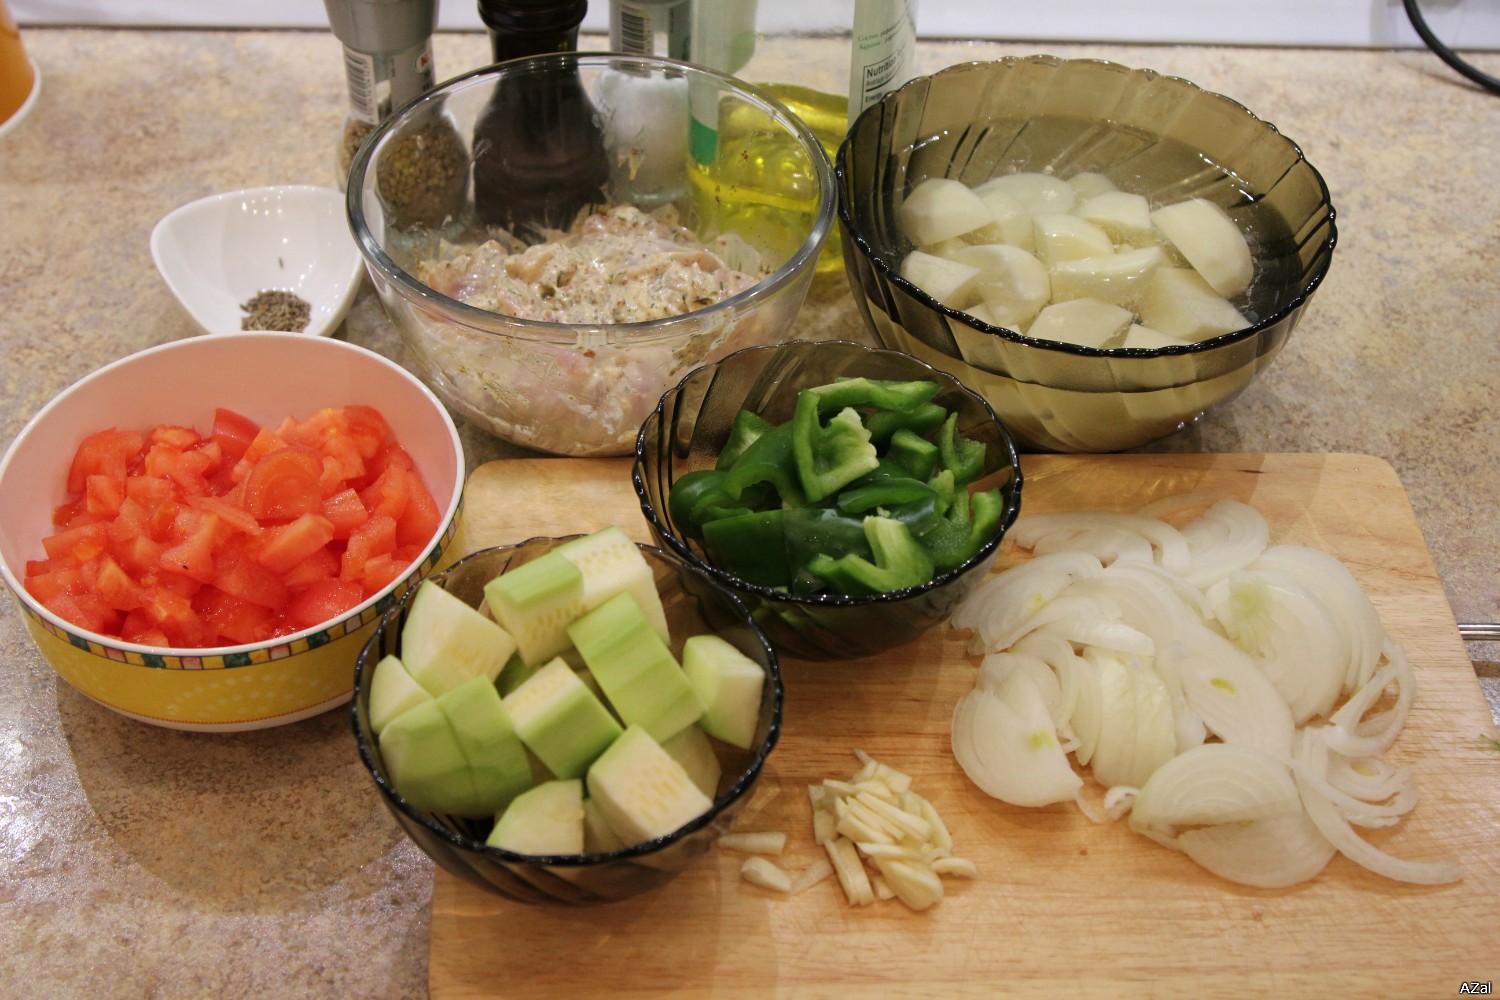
[0, 27, 1496, 1000]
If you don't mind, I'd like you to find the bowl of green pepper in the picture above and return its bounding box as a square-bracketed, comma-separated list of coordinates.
[633, 340, 1023, 660]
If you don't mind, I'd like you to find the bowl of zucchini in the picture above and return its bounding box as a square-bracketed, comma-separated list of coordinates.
[633, 340, 1024, 661]
[351, 528, 783, 904]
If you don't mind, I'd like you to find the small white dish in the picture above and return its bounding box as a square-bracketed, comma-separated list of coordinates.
[150, 185, 364, 338]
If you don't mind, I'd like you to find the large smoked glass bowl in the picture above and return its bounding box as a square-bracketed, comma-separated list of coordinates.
[347, 53, 835, 458]
[837, 56, 1337, 453]
[633, 340, 1023, 662]
[352, 537, 783, 905]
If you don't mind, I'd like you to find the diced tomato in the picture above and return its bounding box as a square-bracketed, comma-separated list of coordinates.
[252, 513, 336, 574]
[84, 474, 126, 518]
[243, 445, 324, 521]
[281, 546, 339, 589]
[342, 405, 394, 460]
[66, 429, 144, 494]
[194, 588, 275, 645]
[51, 497, 93, 530]
[188, 495, 263, 539]
[25, 565, 86, 603]
[320, 488, 369, 539]
[359, 553, 406, 596]
[159, 512, 219, 584]
[361, 462, 410, 521]
[43, 522, 108, 563]
[341, 512, 397, 583]
[26, 404, 434, 645]
[210, 408, 261, 462]
[286, 577, 364, 630]
[46, 592, 123, 635]
[119, 611, 171, 647]
[396, 471, 441, 546]
[149, 425, 202, 450]
[212, 538, 289, 610]
[89, 554, 145, 612]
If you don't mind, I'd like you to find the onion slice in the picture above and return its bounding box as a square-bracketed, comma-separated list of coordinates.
[1294, 731, 1463, 885]
[1129, 743, 1302, 837]
[1176, 811, 1337, 889]
[951, 676, 1083, 808]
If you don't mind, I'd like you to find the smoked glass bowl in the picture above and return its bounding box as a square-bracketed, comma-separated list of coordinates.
[347, 53, 835, 458]
[837, 56, 1337, 453]
[633, 339, 1023, 661]
[352, 537, 783, 905]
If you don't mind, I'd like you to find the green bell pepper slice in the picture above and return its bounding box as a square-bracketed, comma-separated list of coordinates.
[865, 401, 949, 446]
[835, 477, 937, 516]
[701, 508, 793, 588]
[805, 377, 942, 415]
[722, 421, 807, 507]
[937, 413, 987, 486]
[885, 427, 940, 481]
[783, 505, 872, 569]
[792, 396, 880, 503]
[668, 469, 733, 538]
[806, 515, 936, 595]
[715, 409, 775, 471]
[922, 487, 1005, 573]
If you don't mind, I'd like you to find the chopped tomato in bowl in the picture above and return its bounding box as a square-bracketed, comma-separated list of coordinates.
[0, 332, 465, 732]
[25, 406, 441, 648]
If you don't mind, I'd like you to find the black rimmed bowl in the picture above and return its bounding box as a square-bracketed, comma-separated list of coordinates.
[633, 339, 1023, 661]
[837, 55, 1337, 453]
[351, 537, 783, 905]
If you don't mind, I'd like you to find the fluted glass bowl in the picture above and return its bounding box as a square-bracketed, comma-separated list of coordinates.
[837, 56, 1337, 453]
[633, 340, 1023, 661]
[348, 53, 835, 457]
[351, 538, 783, 904]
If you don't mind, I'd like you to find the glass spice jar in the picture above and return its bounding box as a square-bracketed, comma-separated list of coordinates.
[325, 0, 468, 227]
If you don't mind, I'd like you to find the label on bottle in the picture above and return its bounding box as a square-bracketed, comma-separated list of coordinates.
[343, 49, 381, 125]
[849, 0, 918, 125]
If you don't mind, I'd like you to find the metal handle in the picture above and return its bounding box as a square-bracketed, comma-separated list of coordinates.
[1459, 623, 1500, 642]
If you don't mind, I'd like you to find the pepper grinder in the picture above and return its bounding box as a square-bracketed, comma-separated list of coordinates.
[471, 0, 611, 233]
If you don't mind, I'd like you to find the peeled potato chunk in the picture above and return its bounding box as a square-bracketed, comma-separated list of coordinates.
[947, 243, 1051, 329]
[1149, 198, 1253, 298]
[899, 178, 993, 246]
[974, 171, 1076, 216]
[1050, 245, 1165, 307]
[1026, 298, 1134, 349]
[1137, 267, 1249, 341]
[1076, 191, 1154, 246]
[974, 187, 1035, 250]
[1066, 171, 1118, 200]
[900, 250, 979, 308]
[1032, 214, 1113, 265]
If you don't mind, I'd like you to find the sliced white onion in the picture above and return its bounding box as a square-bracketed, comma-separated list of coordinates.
[1206, 568, 1347, 724]
[950, 550, 1103, 639]
[1294, 731, 1463, 885]
[951, 678, 1083, 808]
[949, 492, 1455, 888]
[1013, 511, 1191, 572]
[1129, 743, 1302, 837]
[1084, 649, 1176, 790]
[1010, 630, 1084, 738]
[1176, 810, 1336, 889]
[1252, 545, 1385, 693]
[1322, 640, 1416, 758]
[1057, 648, 1103, 766]
[1163, 498, 1271, 589]
[1160, 623, 1296, 758]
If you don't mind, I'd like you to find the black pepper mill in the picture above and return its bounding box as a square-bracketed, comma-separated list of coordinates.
[471, 0, 611, 233]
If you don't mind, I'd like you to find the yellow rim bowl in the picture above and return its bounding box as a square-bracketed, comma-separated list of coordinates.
[0, 333, 466, 732]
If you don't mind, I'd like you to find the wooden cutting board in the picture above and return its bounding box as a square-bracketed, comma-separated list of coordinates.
[431, 453, 1499, 1000]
